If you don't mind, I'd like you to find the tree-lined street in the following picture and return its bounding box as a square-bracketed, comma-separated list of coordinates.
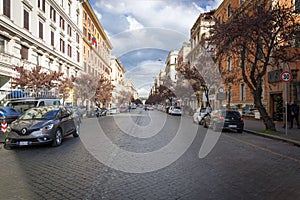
[1, 109, 299, 200]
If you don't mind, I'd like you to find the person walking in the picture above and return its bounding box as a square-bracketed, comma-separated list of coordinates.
[290, 101, 300, 129]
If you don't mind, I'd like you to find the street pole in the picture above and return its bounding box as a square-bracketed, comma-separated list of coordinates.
[285, 82, 288, 135]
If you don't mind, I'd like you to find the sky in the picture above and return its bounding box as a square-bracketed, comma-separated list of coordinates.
[89, 0, 222, 97]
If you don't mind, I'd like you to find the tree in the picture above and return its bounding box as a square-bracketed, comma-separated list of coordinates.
[94, 76, 115, 107]
[11, 65, 63, 92]
[208, 1, 300, 131]
[57, 76, 74, 105]
[73, 73, 98, 107]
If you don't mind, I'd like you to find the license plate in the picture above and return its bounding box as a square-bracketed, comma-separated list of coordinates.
[18, 141, 30, 146]
[229, 125, 237, 128]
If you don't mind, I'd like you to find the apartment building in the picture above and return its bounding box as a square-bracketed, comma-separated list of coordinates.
[81, 0, 112, 78]
[213, 0, 300, 120]
[0, 0, 82, 99]
[165, 50, 179, 83]
[110, 56, 126, 107]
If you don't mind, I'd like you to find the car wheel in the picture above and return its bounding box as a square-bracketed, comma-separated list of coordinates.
[237, 129, 243, 133]
[199, 119, 204, 125]
[203, 120, 207, 128]
[3, 144, 12, 150]
[73, 123, 80, 137]
[52, 129, 63, 147]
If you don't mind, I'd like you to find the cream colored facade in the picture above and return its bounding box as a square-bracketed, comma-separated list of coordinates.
[0, 0, 82, 101]
[110, 56, 126, 107]
[81, 0, 112, 78]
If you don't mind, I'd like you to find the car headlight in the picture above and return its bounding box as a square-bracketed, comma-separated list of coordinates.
[41, 124, 54, 133]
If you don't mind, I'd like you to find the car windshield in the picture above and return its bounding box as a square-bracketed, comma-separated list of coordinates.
[19, 107, 59, 120]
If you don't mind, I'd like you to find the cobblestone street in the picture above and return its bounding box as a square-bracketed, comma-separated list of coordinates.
[0, 109, 299, 200]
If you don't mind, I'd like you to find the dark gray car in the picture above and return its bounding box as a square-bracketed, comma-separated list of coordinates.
[203, 110, 244, 133]
[4, 106, 80, 149]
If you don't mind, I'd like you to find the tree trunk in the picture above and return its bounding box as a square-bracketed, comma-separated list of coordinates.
[254, 94, 276, 131]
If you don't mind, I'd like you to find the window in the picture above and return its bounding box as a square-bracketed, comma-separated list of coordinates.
[227, 56, 232, 71]
[38, 0, 45, 12]
[60, 39, 65, 53]
[20, 45, 29, 60]
[77, 51, 80, 62]
[83, 12, 87, 20]
[0, 36, 7, 53]
[83, 27, 87, 37]
[68, 2, 71, 15]
[76, 33, 79, 43]
[227, 4, 231, 18]
[39, 21, 43, 39]
[88, 32, 91, 41]
[24, 10, 29, 30]
[50, 6, 56, 22]
[240, 83, 246, 101]
[60, 16, 65, 30]
[67, 24, 72, 36]
[296, 0, 300, 14]
[67, 44, 72, 57]
[51, 31, 54, 46]
[3, 0, 10, 18]
[295, 31, 300, 47]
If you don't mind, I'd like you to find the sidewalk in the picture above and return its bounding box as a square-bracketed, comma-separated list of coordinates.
[244, 118, 300, 146]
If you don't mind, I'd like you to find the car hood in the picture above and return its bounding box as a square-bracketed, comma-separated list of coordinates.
[11, 119, 54, 131]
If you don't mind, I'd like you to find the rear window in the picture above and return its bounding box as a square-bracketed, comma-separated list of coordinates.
[224, 111, 241, 119]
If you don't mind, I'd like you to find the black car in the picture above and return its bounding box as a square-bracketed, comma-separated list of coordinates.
[4, 106, 80, 149]
[203, 110, 244, 133]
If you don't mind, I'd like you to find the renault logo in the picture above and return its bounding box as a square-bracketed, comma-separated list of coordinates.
[21, 128, 27, 135]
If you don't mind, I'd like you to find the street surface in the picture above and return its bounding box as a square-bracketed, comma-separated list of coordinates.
[0, 108, 299, 200]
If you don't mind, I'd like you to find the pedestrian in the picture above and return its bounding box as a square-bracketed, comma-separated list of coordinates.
[283, 102, 291, 128]
[290, 101, 300, 129]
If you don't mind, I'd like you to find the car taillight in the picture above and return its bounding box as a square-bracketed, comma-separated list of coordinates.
[219, 116, 225, 120]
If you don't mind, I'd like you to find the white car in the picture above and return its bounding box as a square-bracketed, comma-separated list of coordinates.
[197, 107, 212, 125]
[169, 106, 182, 116]
[108, 107, 119, 114]
[193, 107, 212, 125]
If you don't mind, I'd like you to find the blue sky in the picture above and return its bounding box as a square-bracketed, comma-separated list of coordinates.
[89, 0, 222, 97]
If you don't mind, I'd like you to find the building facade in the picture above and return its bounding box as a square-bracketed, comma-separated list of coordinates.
[0, 0, 82, 102]
[81, 0, 112, 78]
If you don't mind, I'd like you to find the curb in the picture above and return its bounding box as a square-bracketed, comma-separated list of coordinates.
[244, 129, 300, 147]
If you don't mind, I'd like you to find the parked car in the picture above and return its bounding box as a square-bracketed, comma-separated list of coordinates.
[0, 107, 22, 124]
[108, 107, 119, 114]
[99, 108, 108, 116]
[119, 106, 128, 113]
[197, 107, 212, 125]
[169, 106, 182, 116]
[4, 106, 80, 149]
[203, 110, 244, 133]
[4, 98, 61, 113]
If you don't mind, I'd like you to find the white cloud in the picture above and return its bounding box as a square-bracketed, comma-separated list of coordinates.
[126, 15, 144, 30]
[91, 0, 222, 98]
[137, 88, 150, 98]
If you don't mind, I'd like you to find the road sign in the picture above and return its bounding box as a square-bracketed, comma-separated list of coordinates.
[1, 121, 7, 133]
[280, 71, 292, 82]
[218, 87, 224, 93]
